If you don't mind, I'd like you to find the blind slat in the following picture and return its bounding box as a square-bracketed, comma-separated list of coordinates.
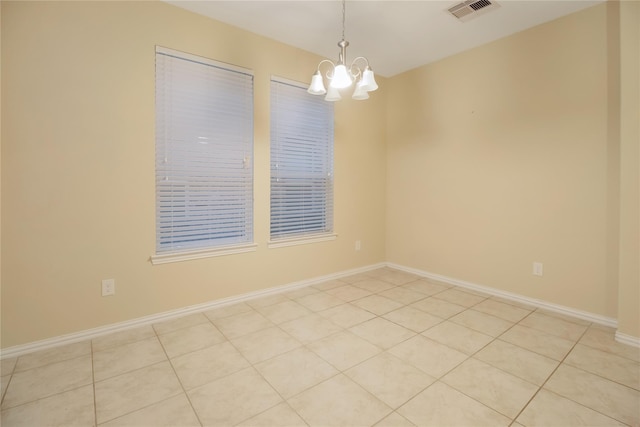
[156, 47, 254, 253]
[270, 79, 334, 239]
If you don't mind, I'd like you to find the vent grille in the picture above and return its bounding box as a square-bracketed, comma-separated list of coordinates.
[470, 0, 491, 10]
[448, 0, 499, 22]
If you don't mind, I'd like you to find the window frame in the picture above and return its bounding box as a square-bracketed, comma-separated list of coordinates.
[151, 46, 256, 264]
[268, 76, 336, 248]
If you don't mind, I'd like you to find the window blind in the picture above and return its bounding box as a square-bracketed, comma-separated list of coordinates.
[270, 77, 334, 240]
[155, 47, 253, 254]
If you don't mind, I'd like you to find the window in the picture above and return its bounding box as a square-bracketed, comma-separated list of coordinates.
[270, 77, 335, 244]
[153, 47, 254, 262]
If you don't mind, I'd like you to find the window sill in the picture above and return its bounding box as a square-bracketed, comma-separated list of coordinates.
[268, 233, 337, 249]
[151, 243, 258, 265]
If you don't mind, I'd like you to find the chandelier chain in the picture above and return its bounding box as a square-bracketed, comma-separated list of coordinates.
[341, 0, 346, 41]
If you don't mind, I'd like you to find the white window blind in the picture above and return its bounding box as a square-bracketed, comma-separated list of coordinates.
[270, 77, 334, 240]
[155, 47, 253, 254]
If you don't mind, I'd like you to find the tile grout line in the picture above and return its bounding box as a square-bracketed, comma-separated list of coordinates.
[246, 344, 315, 426]
[91, 340, 98, 427]
[332, 285, 477, 424]
[561, 346, 640, 393]
[154, 322, 205, 427]
[93, 284, 431, 427]
[245, 279, 405, 426]
[285, 329, 398, 425]
[471, 304, 602, 421]
[378, 294, 508, 426]
[0, 351, 95, 415]
[422, 303, 541, 425]
[208, 306, 302, 426]
[505, 324, 610, 425]
[0, 362, 16, 411]
[577, 338, 640, 364]
[93, 324, 198, 426]
[3, 269, 637, 426]
[209, 287, 376, 426]
[485, 308, 553, 425]
[107, 300, 364, 422]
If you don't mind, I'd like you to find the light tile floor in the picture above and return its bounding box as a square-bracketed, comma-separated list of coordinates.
[1, 267, 639, 426]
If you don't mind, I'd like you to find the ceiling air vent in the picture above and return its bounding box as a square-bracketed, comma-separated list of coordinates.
[448, 0, 500, 22]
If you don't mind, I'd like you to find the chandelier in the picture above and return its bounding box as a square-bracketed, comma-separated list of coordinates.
[307, 0, 378, 101]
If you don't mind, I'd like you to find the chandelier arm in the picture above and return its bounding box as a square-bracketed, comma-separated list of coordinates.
[349, 56, 371, 79]
[348, 65, 361, 81]
[350, 56, 371, 69]
[316, 59, 337, 79]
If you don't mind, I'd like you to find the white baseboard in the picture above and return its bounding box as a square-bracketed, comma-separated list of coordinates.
[615, 331, 640, 348]
[3, 261, 637, 359]
[386, 262, 620, 329]
[0, 263, 386, 360]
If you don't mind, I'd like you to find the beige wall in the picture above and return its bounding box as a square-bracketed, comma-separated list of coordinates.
[617, 0, 640, 338]
[2, 1, 638, 349]
[1, 1, 387, 347]
[0, 2, 3, 349]
[386, 4, 623, 318]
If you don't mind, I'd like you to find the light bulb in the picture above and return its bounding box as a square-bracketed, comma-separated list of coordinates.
[324, 85, 342, 101]
[307, 71, 327, 95]
[360, 67, 378, 92]
[330, 64, 352, 89]
[352, 81, 369, 100]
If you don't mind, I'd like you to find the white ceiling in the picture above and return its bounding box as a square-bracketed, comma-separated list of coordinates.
[166, 0, 603, 77]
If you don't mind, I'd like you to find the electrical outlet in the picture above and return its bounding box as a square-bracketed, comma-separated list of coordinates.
[102, 279, 115, 296]
[355, 240, 361, 251]
[533, 262, 543, 277]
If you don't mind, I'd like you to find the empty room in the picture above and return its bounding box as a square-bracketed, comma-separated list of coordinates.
[1, 0, 638, 425]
